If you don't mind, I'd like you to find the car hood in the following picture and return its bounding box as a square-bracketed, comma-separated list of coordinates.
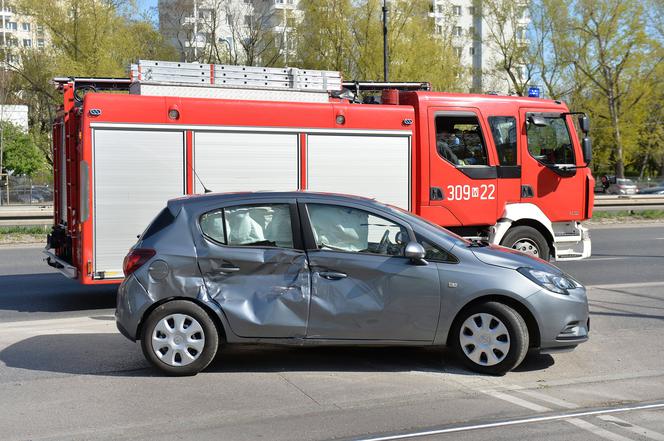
[470, 244, 563, 273]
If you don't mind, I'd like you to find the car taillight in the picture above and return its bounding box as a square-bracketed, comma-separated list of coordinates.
[123, 248, 156, 276]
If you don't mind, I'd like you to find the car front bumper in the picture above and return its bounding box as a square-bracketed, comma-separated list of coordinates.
[527, 286, 590, 352]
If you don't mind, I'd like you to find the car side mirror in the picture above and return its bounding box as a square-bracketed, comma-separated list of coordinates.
[578, 115, 590, 133]
[582, 137, 592, 165]
[404, 241, 427, 264]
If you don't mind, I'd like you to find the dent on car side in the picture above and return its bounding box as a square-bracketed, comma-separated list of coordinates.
[116, 192, 588, 355]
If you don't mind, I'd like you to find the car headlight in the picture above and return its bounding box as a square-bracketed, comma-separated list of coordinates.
[517, 267, 581, 295]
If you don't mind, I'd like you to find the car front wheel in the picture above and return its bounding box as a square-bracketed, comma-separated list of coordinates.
[140, 300, 219, 376]
[451, 301, 529, 375]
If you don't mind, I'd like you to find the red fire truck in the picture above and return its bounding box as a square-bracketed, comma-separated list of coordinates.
[45, 60, 594, 285]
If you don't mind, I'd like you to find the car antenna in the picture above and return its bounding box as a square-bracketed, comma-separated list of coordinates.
[193, 169, 212, 193]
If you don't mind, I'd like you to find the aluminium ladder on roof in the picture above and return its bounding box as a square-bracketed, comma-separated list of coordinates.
[130, 60, 343, 103]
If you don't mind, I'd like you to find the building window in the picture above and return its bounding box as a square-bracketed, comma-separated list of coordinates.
[22, 23, 31, 32]
[437, 5, 443, 13]
[244, 15, 252, 26]
[469, 26, 475, 37]
[37, 38, 44, 48]
[23, 39, 32, 47]
[436, 24, 442, 35]
[452, 5, 462, 16]
[468, 6, 475, 15]
[454, 46, 462, 58]
[453, 26, 463, 37]
[469, 46, 475, 55]
[6, 22, 17, 30]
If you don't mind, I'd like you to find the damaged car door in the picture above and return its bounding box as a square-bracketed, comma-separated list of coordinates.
[195, 201, 310, 338]
[300, 201, 441, 341]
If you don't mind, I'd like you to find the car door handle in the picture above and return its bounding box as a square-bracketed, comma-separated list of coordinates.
[217, 265, 240, 273]
[318, 271, 347, 280]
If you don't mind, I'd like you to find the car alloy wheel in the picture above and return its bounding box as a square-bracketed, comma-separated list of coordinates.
[151, 313, 206, 367]
[141, 300, 219, 376]
[459, 313, 510, 366]
[451, 301, 529, 375]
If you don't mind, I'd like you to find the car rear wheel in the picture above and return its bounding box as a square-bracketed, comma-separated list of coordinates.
[501, 226, 550, 260]
[451, 301, 529, 375]
[140, 300, 219, 376]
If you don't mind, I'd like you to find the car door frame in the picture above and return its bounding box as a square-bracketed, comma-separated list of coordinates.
[193, 196, 311, 339]
[296, 197, 443, 343]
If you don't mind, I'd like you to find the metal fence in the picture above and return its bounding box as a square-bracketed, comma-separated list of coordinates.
[0, 174, 54, 206]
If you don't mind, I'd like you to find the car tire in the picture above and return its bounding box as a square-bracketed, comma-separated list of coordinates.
[140, 300, 219, 376]
[501, 226, 550, 260]
[451, 301, 529, 375]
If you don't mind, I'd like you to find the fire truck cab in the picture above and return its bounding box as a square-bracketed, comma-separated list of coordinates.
[45, 61, 594, 285]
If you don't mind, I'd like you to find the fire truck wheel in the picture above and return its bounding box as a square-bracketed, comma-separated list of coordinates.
[501, 226, 550, 260]
[140, 300, 219, 376]
[451, 301, 529, 375]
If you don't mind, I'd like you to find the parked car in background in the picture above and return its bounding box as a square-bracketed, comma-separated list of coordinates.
[638, 185, 664, 195]
[606, 178, 638, 195]
[116, 192, 590, 376]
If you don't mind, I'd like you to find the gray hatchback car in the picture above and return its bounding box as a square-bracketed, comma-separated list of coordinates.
[116, 192, 589, 376]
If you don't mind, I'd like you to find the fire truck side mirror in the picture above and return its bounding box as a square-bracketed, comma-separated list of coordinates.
[528, 115, 548, 127]
[582, 137, 592, 165]
[578, 115, 590, 133]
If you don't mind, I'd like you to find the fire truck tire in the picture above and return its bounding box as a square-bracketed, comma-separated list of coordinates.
[140, 300, 219, 376]
[451, 301, 529, 375]
[501, 226, 550, 260]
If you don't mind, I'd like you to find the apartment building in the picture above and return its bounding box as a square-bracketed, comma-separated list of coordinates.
[431, 0, 530, 94]
[159, 0, 300, 64]
[0, 2, 48, 65]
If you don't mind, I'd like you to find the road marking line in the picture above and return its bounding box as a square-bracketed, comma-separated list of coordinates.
[567, 417, 635, 441]
[586, 257, 626, 261]
[587, 281, 664, 290]
[485, 390, 551, 412]
[599, 415, 664, 441]
[514, 389, 579, 409]
[352, 402, 664, 441]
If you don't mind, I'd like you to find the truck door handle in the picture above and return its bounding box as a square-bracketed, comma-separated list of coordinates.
[318, 271, 347, 280]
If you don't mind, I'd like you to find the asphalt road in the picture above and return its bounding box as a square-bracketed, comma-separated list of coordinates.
[0, 223, 663, 441]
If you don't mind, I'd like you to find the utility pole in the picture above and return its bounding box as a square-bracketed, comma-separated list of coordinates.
[382, 0, 388, 82]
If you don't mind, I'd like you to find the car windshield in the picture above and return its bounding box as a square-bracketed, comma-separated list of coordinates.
[617, 179, 635, 185]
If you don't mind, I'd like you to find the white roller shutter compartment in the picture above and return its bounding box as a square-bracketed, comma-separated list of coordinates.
[307, 134, 411, 209]
[194, 132, 299, 193]
[93, 130, 185, 278]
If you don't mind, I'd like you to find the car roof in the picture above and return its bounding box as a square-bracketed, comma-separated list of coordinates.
[167, 190, 390, 212]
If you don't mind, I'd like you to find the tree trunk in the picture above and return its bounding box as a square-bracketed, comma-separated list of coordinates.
[607, 94, 625, 178]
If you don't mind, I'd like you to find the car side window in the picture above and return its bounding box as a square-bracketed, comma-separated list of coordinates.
[416, 235, 458, 263]
[200, 204, 294, 248]
[306, 204, 408, 257]
[435, 114, 489, 166]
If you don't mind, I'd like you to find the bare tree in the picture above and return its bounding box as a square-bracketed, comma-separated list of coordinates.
[480, 0, 534, 95]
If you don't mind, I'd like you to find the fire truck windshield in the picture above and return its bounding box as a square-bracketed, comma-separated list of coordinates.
[526, 115, 576, 167]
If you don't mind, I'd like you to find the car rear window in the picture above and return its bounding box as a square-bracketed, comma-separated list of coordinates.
[141, 207, 175, 240]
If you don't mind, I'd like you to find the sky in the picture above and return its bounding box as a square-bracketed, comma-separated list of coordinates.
[136, 0, 158, 16]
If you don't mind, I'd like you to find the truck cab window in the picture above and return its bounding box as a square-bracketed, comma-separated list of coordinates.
[488, 116, 517, 166]
[526, 115, 575, 165]
[435, 115, 489, 166]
